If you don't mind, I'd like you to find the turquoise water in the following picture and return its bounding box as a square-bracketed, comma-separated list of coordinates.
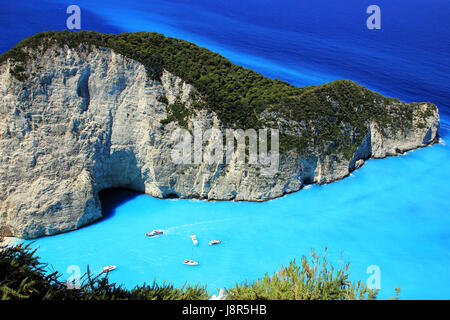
[27, 121, 450, 300]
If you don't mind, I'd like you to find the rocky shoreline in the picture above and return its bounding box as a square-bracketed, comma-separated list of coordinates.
[0, 237, 19, 249]
[0, 42, 440, 239]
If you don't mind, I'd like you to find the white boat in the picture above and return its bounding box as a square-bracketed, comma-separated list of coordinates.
[102, 265, 117, 273]
[209, 240, 221, 245]
[191, 234, 198, 245]
[146, 229, 163, 237]
[183, 259, 199, 266]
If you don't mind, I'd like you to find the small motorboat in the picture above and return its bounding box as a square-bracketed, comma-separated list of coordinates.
[209, 240, 221, 245]
[146, 230, 163, 237]
[191, 234, 198, 245]
[102, 265, 117, 273]
[183, 259, 199, 266]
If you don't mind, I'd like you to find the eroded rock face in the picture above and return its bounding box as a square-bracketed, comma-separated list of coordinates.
[0, 46, 440, 239]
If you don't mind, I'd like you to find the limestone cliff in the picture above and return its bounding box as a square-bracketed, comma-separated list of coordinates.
[0, 43, 439, 239]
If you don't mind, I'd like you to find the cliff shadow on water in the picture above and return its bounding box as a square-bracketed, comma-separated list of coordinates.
[98, 188, 142, 222]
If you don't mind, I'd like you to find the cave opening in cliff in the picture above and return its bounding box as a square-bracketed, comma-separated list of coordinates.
[303, 176, 314, 185]
[164, 193, 180, 199]
[98, 188, 141, 220]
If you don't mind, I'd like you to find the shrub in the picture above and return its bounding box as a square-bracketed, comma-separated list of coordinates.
[0, 244, 400, 300]
[225, 249, 381, 300]
[0, 243, 208, 300]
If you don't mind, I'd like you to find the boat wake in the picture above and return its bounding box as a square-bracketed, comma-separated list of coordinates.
[163, 218, 234, 234]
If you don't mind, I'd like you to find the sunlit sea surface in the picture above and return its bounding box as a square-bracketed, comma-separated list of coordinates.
[27, 123, 450, 299]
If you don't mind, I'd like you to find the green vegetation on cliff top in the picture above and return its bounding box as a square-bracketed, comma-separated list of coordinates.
[0, 31, 436, 156]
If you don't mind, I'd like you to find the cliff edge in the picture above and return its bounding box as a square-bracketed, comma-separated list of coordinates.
[0, 31, 439, 238]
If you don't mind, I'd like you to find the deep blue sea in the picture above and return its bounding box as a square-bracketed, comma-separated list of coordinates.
[1, 0, 449, 299]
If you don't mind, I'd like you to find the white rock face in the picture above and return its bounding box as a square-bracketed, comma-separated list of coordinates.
[0, 46, 440, 239]
[355, 159, 365, 170]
